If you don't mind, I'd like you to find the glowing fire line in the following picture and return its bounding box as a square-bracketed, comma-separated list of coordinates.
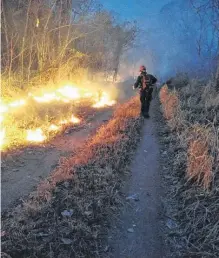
[0, 84, 116, 149]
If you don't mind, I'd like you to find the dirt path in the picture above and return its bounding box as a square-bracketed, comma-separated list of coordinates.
[1, 110, 113, 212]
[108, 103, 164, 258]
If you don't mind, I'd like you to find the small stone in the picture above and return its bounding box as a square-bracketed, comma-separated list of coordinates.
[104, 245, 109, 252]
[126, 194, 139, 202]
[36, 232, 50, 237]
[127, 228, 134, 233]
[85, 211, 92, 216]
[166, 218, 178, 229]
[61, 209, 73, 217]
[61, 238, 72, 245]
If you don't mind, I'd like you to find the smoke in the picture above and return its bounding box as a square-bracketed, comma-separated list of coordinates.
[118, 0, 218, 82]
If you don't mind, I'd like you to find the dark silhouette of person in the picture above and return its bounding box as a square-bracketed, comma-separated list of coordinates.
[133, 65, 157, 118]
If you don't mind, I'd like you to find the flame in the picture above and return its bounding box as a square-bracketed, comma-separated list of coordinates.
[27, 128, 46, 142]
[36, 18, 40, 28]
[0, 103, 8, 113]
[69, 115, 80, 124]
[84, 92, 93, 97]
[0, 129, 5, 148]
[93, 92, 116, 108]
[49, 124, 60, 131]
[57, 85, 80, 100]
[33, 93, 60, 103]
[1, 83, 116, 150]
[9, 99, 26, 107]
[59, 119, 68, 125]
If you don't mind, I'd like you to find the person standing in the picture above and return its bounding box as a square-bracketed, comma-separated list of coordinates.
[133, 65, 157, 118]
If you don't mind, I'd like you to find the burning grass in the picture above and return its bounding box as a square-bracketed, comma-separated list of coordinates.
[159, 79, 219, 257]
[1, 96, 143, 258]
[0, 82, 116, 151]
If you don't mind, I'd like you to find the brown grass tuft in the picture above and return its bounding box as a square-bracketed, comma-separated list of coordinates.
[159, 84, 169, 104]
[160, 85, 179, 120]
[187, 127, 213, 189]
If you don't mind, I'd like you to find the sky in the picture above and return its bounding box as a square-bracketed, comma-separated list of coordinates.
[100, 0, 217, 80]
[101, 0, 171, 27]
[100, 0, 176, 79]
[101, 0, 170, 20]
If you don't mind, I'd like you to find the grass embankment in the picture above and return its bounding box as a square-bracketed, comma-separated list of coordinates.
[2, 96, 143, 258]
[159, 80, 219, 257]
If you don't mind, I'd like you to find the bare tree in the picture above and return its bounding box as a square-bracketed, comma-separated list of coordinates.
[191, 0, 219, 89]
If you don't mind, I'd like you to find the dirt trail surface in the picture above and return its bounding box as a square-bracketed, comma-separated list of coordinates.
[1, 110, 113, 212]
[108, 104, 164, 258]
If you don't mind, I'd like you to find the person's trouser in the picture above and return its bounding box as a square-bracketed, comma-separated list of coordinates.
[140, 88, 153, 114]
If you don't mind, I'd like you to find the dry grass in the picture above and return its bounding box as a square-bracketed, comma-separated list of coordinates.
[2, 100, 94, 151]
[187, 126, 213, 189]
[160, 85, 179, 121]
[1, 96, 143, 258]
[159, 78, 219, 257]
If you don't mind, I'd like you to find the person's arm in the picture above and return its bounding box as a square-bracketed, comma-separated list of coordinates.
[133, 75, 141, 89]
[150, 75, 157, 85]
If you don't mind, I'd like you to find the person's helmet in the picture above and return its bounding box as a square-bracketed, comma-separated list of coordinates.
[139, 65, 146, 72]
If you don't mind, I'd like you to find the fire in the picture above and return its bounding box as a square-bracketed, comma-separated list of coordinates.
[59, 119, 68, 125]
[33, 93, 60, 103]
[0, 115, 4, 123]
[49, 124, 60, 131]
[69, 115, 80, 124]
[93, 92, 116, 108]
[1, 83, 116, 150]
[0, 103, 8, 113]
[27, 128, 46, 142]
[0, 129, 5, 148]
[9, 99, 26, 107]
[57, 85, 80, 100]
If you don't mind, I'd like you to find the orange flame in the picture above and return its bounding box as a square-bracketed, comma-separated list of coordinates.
[1, 83, 116, 150]
[69, 115, 80, 124]
[48, 124, 60, 131]
[0, 129, 5, 149]
[27, 128, 46, 142]
[93, 92, 116, 108]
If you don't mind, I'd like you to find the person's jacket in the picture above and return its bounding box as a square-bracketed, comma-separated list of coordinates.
[134, 72, 157, 90]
